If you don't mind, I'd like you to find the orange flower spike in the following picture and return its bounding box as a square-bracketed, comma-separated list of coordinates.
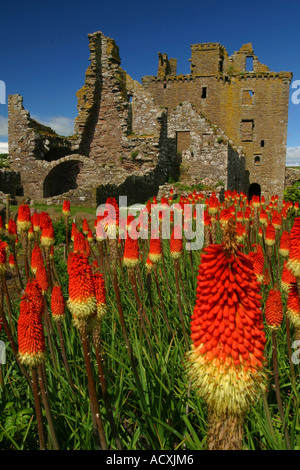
[28, 224, 34, 241]
[40, 222, 55, 248]
[87, 229, 93, 243]
[17, 204, 31, 233]
[85, 239, 91, 258]
[73, 232, 86, 254]
[186, 220, 267, 445]
[82, 218, 89, 235]
[8, 219, 17, 240]
[219, 209, 233, 228]
[259, 208, 268, 227]
[148, 233, 162, 265]
[36, 263, 49, 294]
[281, 260, 297, 294]
[279, 231, 290, 258]
[145, 256, 154, 273]
[123, 236, 140, 268]
[39, 211, 52, 231]
[62, 200, 71, 217]
[170, 225, 183, 260]
[287, 285, 300, 331]
[264, 289, 283, 331]
[67, 252, 96, 324]
[31, 244, 44, 275]
[287, 217, 300, 277]
[32, 212, 40, 232]
[93, 272, 107, 321]
[51, 285, 65, 321]
[8, 253, 16, 270]
[25, 279, 45, 318]
[71, 222, 77, 242]
[249, 244, 264, 283]
[265, 222, 276, 247]
[17, 292, 46, 368]
[0, 241, 6, 274]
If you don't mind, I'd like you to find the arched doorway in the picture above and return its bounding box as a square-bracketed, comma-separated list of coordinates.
[248, 182, 261, 200]
[43, 160, 81, 197]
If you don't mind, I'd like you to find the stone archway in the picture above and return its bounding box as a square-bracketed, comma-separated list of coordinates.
[249, 182, 261, 200]
[43, 160, 82, 197]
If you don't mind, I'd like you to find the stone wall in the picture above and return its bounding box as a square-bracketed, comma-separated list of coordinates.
[142, 43, 292, 200]
[285, 167, 300, 188]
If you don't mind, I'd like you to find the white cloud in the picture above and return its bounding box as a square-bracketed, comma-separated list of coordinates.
[32, 115, 74, 137]
[0, 142, 8, 153]
[286, 146, 300, 166]
[0, 116, 8, 137]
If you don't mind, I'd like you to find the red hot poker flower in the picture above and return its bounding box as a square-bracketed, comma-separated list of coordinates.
[36, 263, 49, 294]
[40, 222, 55, 248]
[264, 289, 283, 331]
[18, 292, 45, 368]
[67, 252, 96, 323]
[25, 279, 45, 318]
[8, 219, 17, 240]
[51, 285, 65, 321]
[17, 204, 31, 233]
[123, 236, 140, 268]
[82, 218, 89, 235]
[62, 200, 71, 217]
[265, 222, 276, 247]
[279, 231, 290, 258]
[287, 284, 300, 331]
[148, 234, 162, 265]
[281, 260, 297, 294]
[9, 253, 16, 270]
[32, 212, 40, 232]
[31, 244, 44, 275]
[170, 225, 183, 259]
[187, 221, 267, 421]
[93, 272, 107, 321]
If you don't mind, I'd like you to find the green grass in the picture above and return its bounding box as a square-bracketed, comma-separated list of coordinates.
[0, 217, 299, 450]
[9, 203, 96, 217]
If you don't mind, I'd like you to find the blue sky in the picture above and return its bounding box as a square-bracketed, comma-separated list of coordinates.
[0, 0, 299, 165]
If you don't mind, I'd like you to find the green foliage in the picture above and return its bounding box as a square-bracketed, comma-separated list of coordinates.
[0, 153, 9, 168]
[283, 181, 300, 203]
[131, 150, 139, 160]
[52, 217, 72, 245]
[1, 212, 300, 450]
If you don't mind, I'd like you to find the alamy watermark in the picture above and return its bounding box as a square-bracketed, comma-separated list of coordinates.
[96, 195, 204, 251]
[0, 340, 6, 364]
[0, 80, 5, 105]
[291, 80, 300, 105]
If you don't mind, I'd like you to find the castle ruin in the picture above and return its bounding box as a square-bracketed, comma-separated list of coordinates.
[7, 31, 292, 205]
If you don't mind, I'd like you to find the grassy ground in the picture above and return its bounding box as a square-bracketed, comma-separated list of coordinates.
[0, 216, 299, 450]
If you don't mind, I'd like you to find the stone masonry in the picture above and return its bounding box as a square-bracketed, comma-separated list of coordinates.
[6, 32, 292, 206]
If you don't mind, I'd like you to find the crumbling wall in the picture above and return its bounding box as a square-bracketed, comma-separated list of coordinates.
[142, 42, 292, 200]
[167, 102, 246, 190]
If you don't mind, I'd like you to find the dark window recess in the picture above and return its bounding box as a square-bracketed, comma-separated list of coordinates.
[163, 83, 167, 89]
[249, 183, 261, 199]
[246, 56, 254, 72]
[261, 140, 265, 147]
[201, 87, 207, 99]
[254, 155, 261, 165]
